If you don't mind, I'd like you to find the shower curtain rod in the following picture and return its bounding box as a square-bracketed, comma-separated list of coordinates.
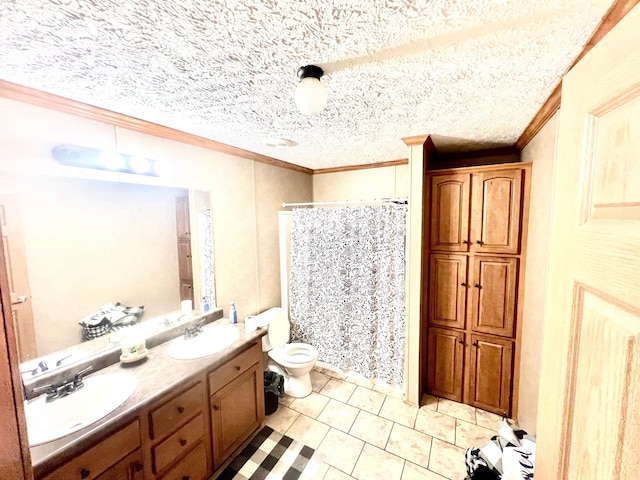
[281, 197, 408, 208]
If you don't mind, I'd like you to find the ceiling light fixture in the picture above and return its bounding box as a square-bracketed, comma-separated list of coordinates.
[295, 65, 327, 115]
[51, 144, 162, 177]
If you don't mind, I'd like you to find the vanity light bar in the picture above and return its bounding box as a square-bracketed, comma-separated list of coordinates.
[51, 144, 162, 177]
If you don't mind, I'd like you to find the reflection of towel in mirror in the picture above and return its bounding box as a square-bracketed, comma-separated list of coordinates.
[79, 302, 145, 340]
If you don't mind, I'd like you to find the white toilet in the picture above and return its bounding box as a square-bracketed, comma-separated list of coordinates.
[257, 307, 318, 398]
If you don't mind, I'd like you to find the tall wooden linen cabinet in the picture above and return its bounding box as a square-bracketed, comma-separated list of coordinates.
[425, 163, 530, 417]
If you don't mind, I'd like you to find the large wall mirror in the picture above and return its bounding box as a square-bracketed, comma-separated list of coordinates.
[0, 173, 214, 377]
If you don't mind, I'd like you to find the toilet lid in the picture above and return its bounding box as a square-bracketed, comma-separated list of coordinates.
[267, 308, 290, 348]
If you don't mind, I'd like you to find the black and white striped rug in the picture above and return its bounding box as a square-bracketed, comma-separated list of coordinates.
[216, 426, 325, 480]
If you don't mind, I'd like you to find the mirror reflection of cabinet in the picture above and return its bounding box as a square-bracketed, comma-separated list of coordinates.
[176, 195, 194, 303]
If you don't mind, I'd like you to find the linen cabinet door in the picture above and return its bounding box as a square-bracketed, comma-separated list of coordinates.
[470, 169, 522, 254]
[428, 254, 468, 329]
[468, 256, 518, 338]
[467, 334, 513, 416]
[427, 327, 464, 402]
[430, 174, 471, 252]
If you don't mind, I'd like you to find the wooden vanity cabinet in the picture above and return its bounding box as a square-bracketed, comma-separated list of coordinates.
[39, 421, 142, 480]
[208, 342, 264, 469]
[144, 380, 210, 480]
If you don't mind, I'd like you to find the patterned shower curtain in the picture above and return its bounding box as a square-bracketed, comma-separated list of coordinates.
[289, 204, 407, 385]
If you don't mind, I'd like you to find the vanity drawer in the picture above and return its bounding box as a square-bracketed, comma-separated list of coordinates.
[158, 441, 207, 480]
[150, 382, 203, 440]
[41, 421, 140, 480]
[152, 413, 205, 474]
[208, 342, 261, 394]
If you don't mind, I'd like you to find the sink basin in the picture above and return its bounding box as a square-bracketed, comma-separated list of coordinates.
[24, 373, 137, 446]
[167, 325, 240, 360]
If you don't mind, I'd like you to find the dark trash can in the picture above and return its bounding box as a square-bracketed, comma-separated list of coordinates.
[264, 371, 284, 415]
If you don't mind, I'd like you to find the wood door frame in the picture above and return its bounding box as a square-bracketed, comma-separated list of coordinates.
[0, 222, 33, 479]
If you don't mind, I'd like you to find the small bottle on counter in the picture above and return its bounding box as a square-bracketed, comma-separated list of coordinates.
[201, 296, 209, 313]
[229, 302, 238, 324]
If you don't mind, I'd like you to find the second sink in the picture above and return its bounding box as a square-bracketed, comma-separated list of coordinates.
[24, 372, 137, 446]
[167, 324, 240, 360]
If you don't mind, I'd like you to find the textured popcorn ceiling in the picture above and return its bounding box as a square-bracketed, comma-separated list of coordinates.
[0, 0, 614, 169]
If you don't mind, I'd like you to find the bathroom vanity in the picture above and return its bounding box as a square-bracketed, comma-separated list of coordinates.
[30, 319, 266, 480]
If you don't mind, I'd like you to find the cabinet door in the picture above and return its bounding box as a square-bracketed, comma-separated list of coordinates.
[467, 334, 513, 416]
[95, 450, 143, 480]
[427, 327, 464, 402]
[468, 256, 518, 338]
[428, 254, 468, 329]
[430, 174, 471, 252]
[175, 196, 191, 240]
[470, 169, 522, 254]
[211, 365, 264, 469]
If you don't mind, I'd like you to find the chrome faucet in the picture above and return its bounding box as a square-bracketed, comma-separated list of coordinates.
[183, 318, 205, 339]
[33, 366, 93, 402]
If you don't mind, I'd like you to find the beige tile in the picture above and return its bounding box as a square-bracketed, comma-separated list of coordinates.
[421, 394, 439, 411]
[317, 399, 360, 432]
[263, 405, 299, 434]
[321, 378, 357, 402]
[379, 396, 418, 428]
[311, 370, 332, 393]
[290, 392, 331, 419]
[402, 462, 448, 480]
[347, 386, 386, 415]
[345, 372, 374, 389]
[373, 383, 404, 399]
[386, 423, 432, 466]
[475, 408, 504, 431]
[324, 466, 356, 479]
[315, 462, 331, 480]
[437, 398, 476, 423]
[414, 408, 456, 443]
[280, 394, 295, 406]
[286, 414, 330, 449]
[352, 443, 404, 480]
[428, 438, 467, 480]
[349, 410, 393, 448]
[455, 419, 495, 448]
[318, 428, 365, 475]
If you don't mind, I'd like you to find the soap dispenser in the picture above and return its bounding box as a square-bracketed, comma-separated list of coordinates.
[201, 296, 209, 313]
[229, 302, 238, 324]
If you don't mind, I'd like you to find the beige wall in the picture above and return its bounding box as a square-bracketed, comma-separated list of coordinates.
[0, 175, 183, 354]
[517, 112, 559, 433]
[0, 98, 313, 357]
[312, 164, 408, 202]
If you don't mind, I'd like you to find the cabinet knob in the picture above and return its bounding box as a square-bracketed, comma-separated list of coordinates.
[235, 365, 241, 371]
[460, 282, 467, 287]
[177, 406, 185, 414]
[80, 468, 91, 479]
[179, 438, 187, 447]
[213, 404, 220, 411]
[458, 339, 464, 344]
[475, 240, 483, 245]
[474, 283, 481, 289]
[133, 462, 143, 472]
[472, 341, 479, 347]
[463, 240, 470, 245]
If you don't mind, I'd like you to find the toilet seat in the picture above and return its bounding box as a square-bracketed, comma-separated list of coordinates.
[269, 343, 318, 367]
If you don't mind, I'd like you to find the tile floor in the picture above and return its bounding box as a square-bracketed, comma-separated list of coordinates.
[262, 368, 505, 480]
